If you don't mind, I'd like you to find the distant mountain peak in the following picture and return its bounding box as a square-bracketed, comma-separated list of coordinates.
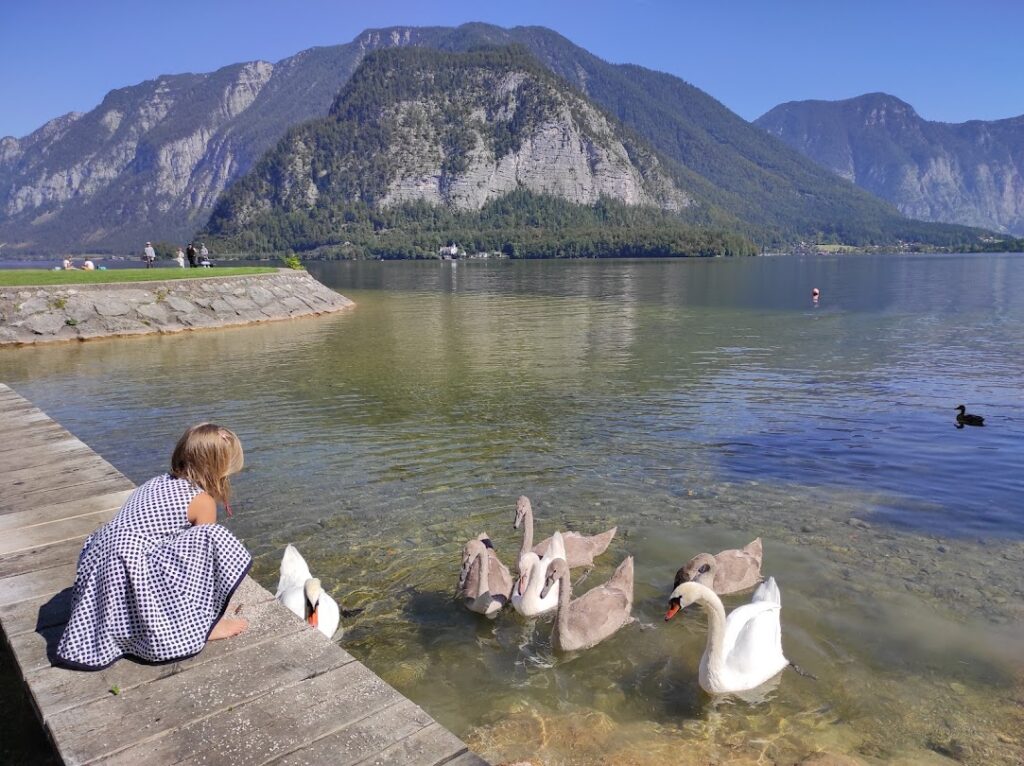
[755, 94, 1024, 234]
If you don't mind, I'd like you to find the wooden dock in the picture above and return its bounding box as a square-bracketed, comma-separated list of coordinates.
[0, 383, 488, 766]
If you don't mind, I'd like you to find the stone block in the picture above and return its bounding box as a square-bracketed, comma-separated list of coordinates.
[224, 295, 258, 311]
[177, 312, 221, 328]
[247, 286, 276, 306]
[94, 298, 131, 317]
[97, 315, 148, 334]
[64, 296, 95, 323]
[281, 296, 308, 313]
[136, 302, 171, 323]
[23, 313, 67, 335]
[16, 297, 49, 316]
[166, 296, 196, 313]
[210, 298, 235, 314]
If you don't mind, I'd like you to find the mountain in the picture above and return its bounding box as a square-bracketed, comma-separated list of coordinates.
[204, 46, 756, 258]
[756, 93, 1024, 235]
[1, 24, 986, 253]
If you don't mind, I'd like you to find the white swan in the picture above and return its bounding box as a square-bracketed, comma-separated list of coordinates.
[511, 531, 566, 617]
[275, 544, 341, 639]
[665, 576, 788, 694]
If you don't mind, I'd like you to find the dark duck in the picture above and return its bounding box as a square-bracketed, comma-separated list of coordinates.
[955, 405, 985, 427]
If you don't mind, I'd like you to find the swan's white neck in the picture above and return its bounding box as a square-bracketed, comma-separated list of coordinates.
[693, 585, 729, 682]
[524, 556, 548, 599]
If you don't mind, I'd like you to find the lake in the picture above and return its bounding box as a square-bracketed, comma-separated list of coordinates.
[2, 254, 1022, 764]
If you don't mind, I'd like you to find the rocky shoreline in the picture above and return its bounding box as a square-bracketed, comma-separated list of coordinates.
[0, 269, 353, 347]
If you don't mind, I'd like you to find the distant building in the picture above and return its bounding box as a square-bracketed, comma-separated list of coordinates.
[438, 243, 460, 258]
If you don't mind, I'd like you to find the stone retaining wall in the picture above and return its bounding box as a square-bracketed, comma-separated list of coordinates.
[0, 269, 353, 347]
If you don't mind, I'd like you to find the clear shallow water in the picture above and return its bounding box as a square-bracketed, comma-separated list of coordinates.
[1, 254, 1023, 764]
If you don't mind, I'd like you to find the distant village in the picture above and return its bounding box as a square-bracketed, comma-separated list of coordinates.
[436, 243, 506, 260]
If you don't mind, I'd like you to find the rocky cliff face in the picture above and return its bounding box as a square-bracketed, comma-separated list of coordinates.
[756, 93, 1024, 235]
[207, 47, 689, 242]
[0, 55, 353, 252]
[2, 25, 982, 253]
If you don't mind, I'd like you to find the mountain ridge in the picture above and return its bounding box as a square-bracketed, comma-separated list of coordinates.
[202, 45, 760, 259]
[756, 92, 1024, 234]
[0, 24, 990, 253]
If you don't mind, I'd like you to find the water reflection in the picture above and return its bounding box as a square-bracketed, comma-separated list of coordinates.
[2, 254, 1023, 764]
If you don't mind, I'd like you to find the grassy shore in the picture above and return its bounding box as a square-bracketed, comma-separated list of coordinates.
[0, 267, 276, 287]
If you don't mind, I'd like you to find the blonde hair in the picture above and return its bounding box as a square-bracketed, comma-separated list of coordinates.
[170, 423, 244, 506]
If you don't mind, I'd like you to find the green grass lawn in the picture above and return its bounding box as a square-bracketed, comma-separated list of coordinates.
[0, 267, 277, 287]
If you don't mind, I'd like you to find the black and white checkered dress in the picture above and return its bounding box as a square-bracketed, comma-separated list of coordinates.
[56, 473, 251, 670]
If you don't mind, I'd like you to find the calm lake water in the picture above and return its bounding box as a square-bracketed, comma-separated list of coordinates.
[2, 255, 1023, 764]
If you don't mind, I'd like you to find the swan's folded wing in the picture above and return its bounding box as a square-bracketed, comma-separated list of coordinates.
[487, 551, 514, 597]
[723, 602, 784, 677]
[318, 592, 342, 638]
[278, 587, 307, 620]
[567, 585, 632, 641]
[276, 544, 313, 597]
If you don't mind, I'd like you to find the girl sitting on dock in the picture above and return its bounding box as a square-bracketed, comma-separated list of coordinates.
[56, 424, 251, 670]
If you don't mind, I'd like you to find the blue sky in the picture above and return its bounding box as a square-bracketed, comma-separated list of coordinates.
[2, 0, 1022, 138]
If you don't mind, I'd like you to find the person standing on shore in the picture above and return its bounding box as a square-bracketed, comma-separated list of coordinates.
[175, 248, 186, 268]
[186, 242, 197, 268]
[143, 241, 156, 269]
[200, 243, 209, 261]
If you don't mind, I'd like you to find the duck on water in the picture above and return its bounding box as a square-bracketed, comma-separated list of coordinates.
[955, 405, 985, 427]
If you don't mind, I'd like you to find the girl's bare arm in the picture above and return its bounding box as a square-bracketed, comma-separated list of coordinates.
[187, 492, 217, 525]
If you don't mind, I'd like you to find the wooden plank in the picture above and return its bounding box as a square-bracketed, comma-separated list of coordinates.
[349, 723, 468, 766]
[0, 489, 132, 532]
[271, 699, 435, 766]
[49, 625, 353, 765]
[0, 412, 61, 436]
[0, 477, 135, 516]
[21, 582, 324, 718]
[0, 426, 85, 455]
[93, 661, 407, 766]
[0, 443, 106, 476]
[0, 538, 86, 580]
[0, 562, 76, 608]
[0, 395, 43, 413]
[0, 585, 73, 637]
[0, 409, 48, 429]
[0, 462, 129, 498]
[6, 623, 66, 674]
[0, 457, 123, 495]
[0, 438, 91, 470]
[0, 508, 113, 556]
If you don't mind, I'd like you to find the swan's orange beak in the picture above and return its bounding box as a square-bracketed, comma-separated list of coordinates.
[665, 598, 681, 621]
[307, 606, 319, 628]
[517, 574, 528, 596]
